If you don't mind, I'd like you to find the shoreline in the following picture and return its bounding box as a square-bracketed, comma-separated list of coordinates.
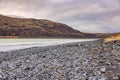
[0, 39, 97, 52]
[0, 39, 119, 80]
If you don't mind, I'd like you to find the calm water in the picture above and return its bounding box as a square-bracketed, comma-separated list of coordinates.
[0, 39, 97, 52]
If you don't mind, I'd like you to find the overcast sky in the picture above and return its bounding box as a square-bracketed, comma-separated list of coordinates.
[0, 0, 120, 33]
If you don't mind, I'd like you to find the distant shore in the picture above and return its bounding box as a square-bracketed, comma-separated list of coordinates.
[0, 39, 119, 80]
[0, 36, 102, 39]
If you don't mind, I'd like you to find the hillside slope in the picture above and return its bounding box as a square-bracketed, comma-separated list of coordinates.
[104, 33, 120, 42]
[0, 15, 84, 38]
[0, 14, 117, 38]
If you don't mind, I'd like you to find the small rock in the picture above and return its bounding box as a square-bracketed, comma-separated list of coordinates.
[99, 77, 107, 80]
[100, 67, 106, 73]
[24, 65, 35, 71]
[113, 77, 119, 80]
[106, 61, 111, 65]
[0, 69, 2, 73]
[0, 74, 3, 78]
[8, 63, 15, 69]
[89, 76, 97, 80]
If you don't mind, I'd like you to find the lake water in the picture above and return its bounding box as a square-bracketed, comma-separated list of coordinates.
[0, 39, 97, 52]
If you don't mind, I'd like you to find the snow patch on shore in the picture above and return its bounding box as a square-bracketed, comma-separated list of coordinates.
[0, 39, 97, 52]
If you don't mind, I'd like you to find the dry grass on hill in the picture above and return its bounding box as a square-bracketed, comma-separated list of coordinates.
[104, 33, 120, 42]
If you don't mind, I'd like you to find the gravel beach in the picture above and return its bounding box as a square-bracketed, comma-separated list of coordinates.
[0, 39, 120, 80]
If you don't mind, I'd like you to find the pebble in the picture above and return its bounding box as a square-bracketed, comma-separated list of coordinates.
[100, 67, 106, 73]
[89, 76, 97, 80]
[99, 77, 106, 80]
[113, 77, 119, 80]
[0, 74, 3, 78]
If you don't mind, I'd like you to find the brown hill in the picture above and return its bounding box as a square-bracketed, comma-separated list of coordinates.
[0, 14, 117, 38]
[0, 14, 85, 38]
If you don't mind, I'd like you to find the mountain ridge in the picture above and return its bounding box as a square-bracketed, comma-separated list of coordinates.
[0, 14, 117, 38]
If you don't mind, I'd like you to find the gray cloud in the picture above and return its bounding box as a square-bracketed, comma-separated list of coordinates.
[0, 0, 120, 33]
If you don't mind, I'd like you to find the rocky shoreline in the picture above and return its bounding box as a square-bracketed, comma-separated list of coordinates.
[0, 39, 120, 80]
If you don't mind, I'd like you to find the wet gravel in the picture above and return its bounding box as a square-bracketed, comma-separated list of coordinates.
[0, 39, 120, 80]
